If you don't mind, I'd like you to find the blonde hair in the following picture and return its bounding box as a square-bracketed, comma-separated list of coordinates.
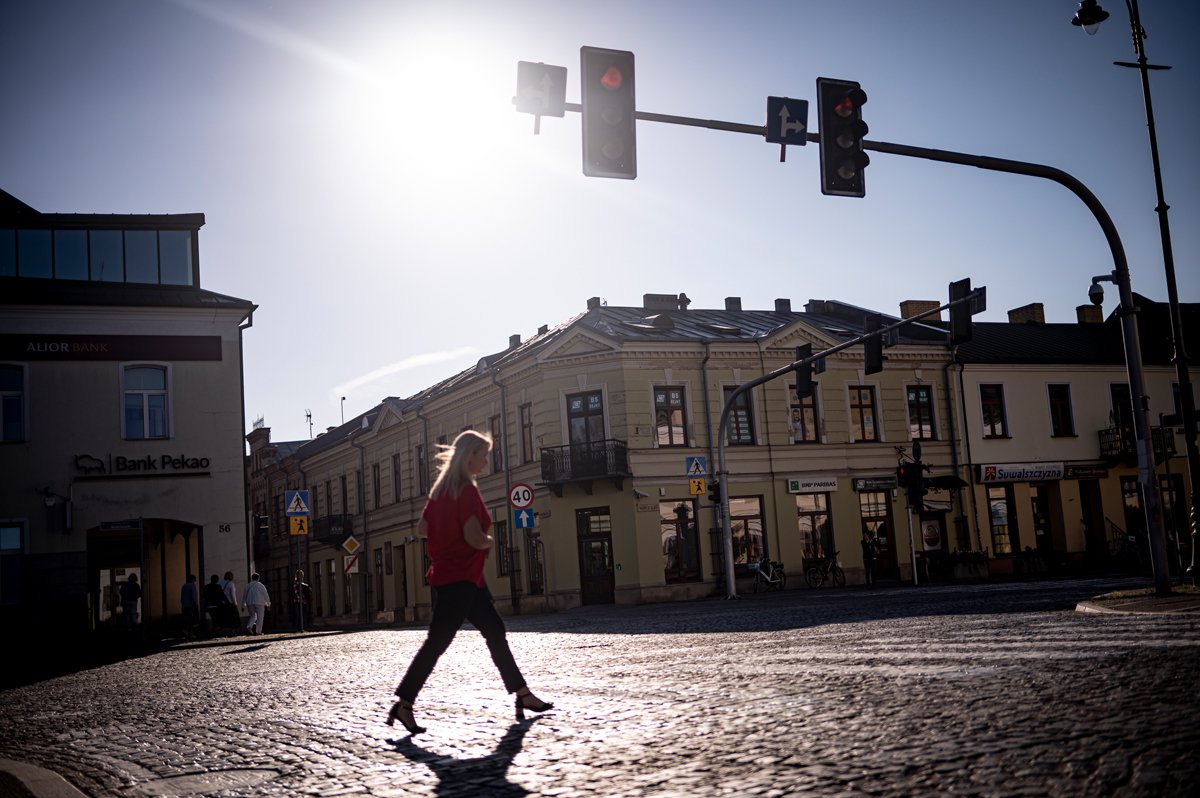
[429, 429, 492, 500]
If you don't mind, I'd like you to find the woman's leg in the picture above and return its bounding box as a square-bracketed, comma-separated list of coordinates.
[395, 581, 475, 701]
[465, 584, 526, 694]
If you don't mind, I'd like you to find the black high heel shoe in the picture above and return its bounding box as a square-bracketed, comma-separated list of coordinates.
[514, 687, 553, 721]
[386, 699, 426, 735]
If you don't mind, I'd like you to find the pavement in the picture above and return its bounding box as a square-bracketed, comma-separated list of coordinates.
[2, 580, 1198, 798]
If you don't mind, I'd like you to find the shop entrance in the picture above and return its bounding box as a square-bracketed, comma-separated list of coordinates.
[576, 507, 614, 605]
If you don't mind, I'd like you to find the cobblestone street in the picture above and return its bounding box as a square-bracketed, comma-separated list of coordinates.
[2, 577, 1199, 797]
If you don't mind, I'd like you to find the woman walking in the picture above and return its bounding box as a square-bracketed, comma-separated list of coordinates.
[388, 430, 553, 734]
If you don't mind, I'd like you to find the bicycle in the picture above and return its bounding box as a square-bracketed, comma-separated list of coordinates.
[804, 551, 846, 588]
[749, 556, 787, 592]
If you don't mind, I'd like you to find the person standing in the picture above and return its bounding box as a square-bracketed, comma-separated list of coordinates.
[388, 430, 553, 735]
[118, 573, 142, 631]
[202, 574, 227, 636]
[241, 572, 271, 635]
[180, 574, 199, 639]
[220, 571, 239, 631]
[861, 529, 880, 588]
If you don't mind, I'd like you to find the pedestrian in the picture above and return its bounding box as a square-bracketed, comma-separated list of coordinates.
[180, 574, 199, 639]
[241, 572, 271, 635]
[861, 529, 880, 587]
[293, 570, 312, 629]
[118, 572, 142, 630]
[201, 574, 227, 635]
[220, 571, 239, 631]
[388, 430, 553, 735]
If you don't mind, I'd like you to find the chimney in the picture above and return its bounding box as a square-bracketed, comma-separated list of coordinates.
[774, 298, 792, 313]
[508, 334, 521, 349]
[643, 293, 680, 310]
[725, 297, 742, 311]
[1076, 304, 1103, 324]
[677, 292, 691, 310]
[900, 299, 941, 321]
[586, 296, 602, 310]
[537, 324, 549, 335]
[1008, 303, 1045, 325]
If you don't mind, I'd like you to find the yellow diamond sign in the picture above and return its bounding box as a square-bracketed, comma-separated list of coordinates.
[342, 534, 360, 555]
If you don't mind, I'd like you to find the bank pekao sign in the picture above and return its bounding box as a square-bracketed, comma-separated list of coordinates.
[74, 452, 212, 476]
[979, 462, 1064, 483]
[787, 476, 839, 494]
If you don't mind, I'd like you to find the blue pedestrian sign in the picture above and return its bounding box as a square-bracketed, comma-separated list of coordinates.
[765, 96, 808, 145]
[514, 508, 536, 529]
[285, 490, 311, 517]
[686, 456, 708, 478]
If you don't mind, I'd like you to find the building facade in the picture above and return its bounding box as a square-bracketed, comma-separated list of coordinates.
[0, 190, 255, 643]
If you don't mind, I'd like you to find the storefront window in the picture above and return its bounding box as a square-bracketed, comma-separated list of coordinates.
[660, 500, 700, 582]
[797, 493, 832, 560]
[729, 496, 764, 565]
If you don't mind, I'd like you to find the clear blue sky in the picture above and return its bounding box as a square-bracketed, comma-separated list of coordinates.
[3, 0, 1196, 444]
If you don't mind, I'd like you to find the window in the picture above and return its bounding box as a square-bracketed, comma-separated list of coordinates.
[417, 445, 429, 495]
[723, 387, 755, 445]
[53, 230, 87, 280]
[567, 390, 605, 446]
[729, 496, 764, 565]
[1, 365, 26, 442]
[326, 559, 336, 616]
[372, 463, 381, 510]
[987, 484, 1019, 555]
[490, 415, 503, 473]
[654, 386, 688, 446]
[122, 365, 169, 439]
[796, 493, 832, 561]
[158, 230, 194, 286]
[355, 470, 364, 514]
[1, 522, 25, 605]
[1048, 384, 1075, 437]
[788, 384, 819, 443]
[519, 403, 534, 464]
[906, 385, 935, 440]
[849, 385, 878, 442]
[339, 475, 348, 514]
[858, 490, 893, 559]
[385, 541, 394, 575]
[660, 500, 700, 582]
[392, 454, 402, 503]
[125, 230, 158, 283]
[89, 230, 124, 282]
[17, 230, 51, 278]
[324, 480, 332, 516]
[0, 230, 14, 276]
[980, 384, 1007, 438]
[495, 520, 510, 577]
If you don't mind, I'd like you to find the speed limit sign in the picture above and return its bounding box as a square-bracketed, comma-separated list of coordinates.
[509, 482, 535, 509]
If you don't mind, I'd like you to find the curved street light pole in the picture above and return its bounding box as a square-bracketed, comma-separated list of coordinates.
[1072, 0, 1198, 580]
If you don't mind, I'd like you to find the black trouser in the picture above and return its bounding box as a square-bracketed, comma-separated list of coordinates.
[396, 581, 525, 702]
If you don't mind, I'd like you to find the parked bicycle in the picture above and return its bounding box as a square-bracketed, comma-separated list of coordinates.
[804, 551, 845, 588]
[749, 556, 787, 592]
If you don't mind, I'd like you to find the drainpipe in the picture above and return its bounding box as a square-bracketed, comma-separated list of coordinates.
[491, 367, 520, 615]
[349, 429, 369, 624]
[238, 310, 255, 584]
[701, 343, 719, 579]
[955, 361, 984, 552]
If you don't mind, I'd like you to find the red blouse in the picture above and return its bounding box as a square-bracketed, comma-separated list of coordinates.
[422, 483, 491, 587]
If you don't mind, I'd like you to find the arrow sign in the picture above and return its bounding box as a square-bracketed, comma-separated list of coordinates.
[514, 508, 536, 529]
[765, 96, 808, 145]
[516, 61, 567, 117]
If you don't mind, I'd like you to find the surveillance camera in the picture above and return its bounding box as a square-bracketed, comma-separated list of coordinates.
[633, 489, 649, 500]
[1088, 283, 1104, 306]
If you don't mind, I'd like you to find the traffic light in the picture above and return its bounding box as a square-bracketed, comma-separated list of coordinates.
[816, 77, 868, 197]
[581, 46, 637, 179]
[794, 344, 813, 399]
[896, 463, 925, 511]
[708, 479, 721, 505]
[949, 278, 986, 347]
[864, 313, 884, 375]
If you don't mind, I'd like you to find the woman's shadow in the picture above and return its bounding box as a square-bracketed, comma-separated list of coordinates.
[391, 717, 543, 797]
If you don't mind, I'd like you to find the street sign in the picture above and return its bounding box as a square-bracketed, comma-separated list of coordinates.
[685, 456, 707, 477]
[765, 96, 808, 144]
[516, 61, 567, 117]
[285, 490, 310, 516]
[289, 516, 309, 536]
[509, 482, 535, 509]
[689, 478, 706, 496]
[344, 553, 359, 575]
[342, 534, 360, 555]
[514, 508, 536, 529]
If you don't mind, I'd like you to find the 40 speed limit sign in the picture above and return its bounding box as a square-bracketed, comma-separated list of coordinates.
[509, 483, 535, 509]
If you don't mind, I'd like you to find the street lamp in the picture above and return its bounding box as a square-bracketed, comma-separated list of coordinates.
[1070, 0, 1199, 582]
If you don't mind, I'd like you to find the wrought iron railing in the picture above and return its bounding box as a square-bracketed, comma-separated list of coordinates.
[540, 439, 630, 485]
[313, 514, 354, 544]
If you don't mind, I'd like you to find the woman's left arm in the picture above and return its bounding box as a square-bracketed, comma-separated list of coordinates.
[463, 515, 494, 550]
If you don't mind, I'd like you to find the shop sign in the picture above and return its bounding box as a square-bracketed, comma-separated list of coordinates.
[2, 334, 221, 361]
[1064, 465, 1109, 480]
[854, 476, 897, 492]
[787, 476, 838, 494]
[74, 452, 212, 476]
[980, 462, 1064, 483]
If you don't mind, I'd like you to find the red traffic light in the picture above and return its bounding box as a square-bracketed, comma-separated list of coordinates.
[600, 66, 624, 91]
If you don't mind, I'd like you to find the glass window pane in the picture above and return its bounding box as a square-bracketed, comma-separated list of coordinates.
[0, 230, 15, 276]
[89, 230, 124, 282]
[18, 230, 52, 278]
[125, 230, 158, 283]
[124, 366, 165, 390]
[0, 525, 21, 551]
[0, 365, 20, 391]
[125, 395, 146, 439]
[159, 230, 193, 285]
[2, 395, 22, 442]
[147, 394, 168, 438]
[53, 229, 88, 280]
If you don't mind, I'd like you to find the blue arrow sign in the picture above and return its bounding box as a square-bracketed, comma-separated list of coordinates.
[765, 96, 808, 145]
[514, 508, 536, 529]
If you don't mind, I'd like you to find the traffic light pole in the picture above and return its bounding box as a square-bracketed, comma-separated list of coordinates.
[715, 295, 979, 598]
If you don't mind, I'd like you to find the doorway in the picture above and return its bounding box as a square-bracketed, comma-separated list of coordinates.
[1078, 479, 1107, 561]
[576, 507, 614, 605]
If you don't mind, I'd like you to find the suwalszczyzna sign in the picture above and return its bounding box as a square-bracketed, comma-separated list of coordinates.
[979, 462, 1064, 483]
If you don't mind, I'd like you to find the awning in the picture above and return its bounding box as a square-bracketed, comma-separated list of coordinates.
[927, 474, 969, 490]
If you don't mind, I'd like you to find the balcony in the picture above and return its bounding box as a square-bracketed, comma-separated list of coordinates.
[313, 514, 354, 545]
[1098, 425, 1176, 467]
[540, 439, 631, 497]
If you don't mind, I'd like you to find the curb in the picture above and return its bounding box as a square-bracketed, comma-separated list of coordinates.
[0, 759, 86, 798]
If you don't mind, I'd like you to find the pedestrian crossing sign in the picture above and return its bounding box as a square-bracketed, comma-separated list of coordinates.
[289, 516, 309, 536]
[285, 490, 310, 516]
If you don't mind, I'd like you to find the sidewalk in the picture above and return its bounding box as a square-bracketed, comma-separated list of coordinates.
[1075, 584, 1200, 615]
